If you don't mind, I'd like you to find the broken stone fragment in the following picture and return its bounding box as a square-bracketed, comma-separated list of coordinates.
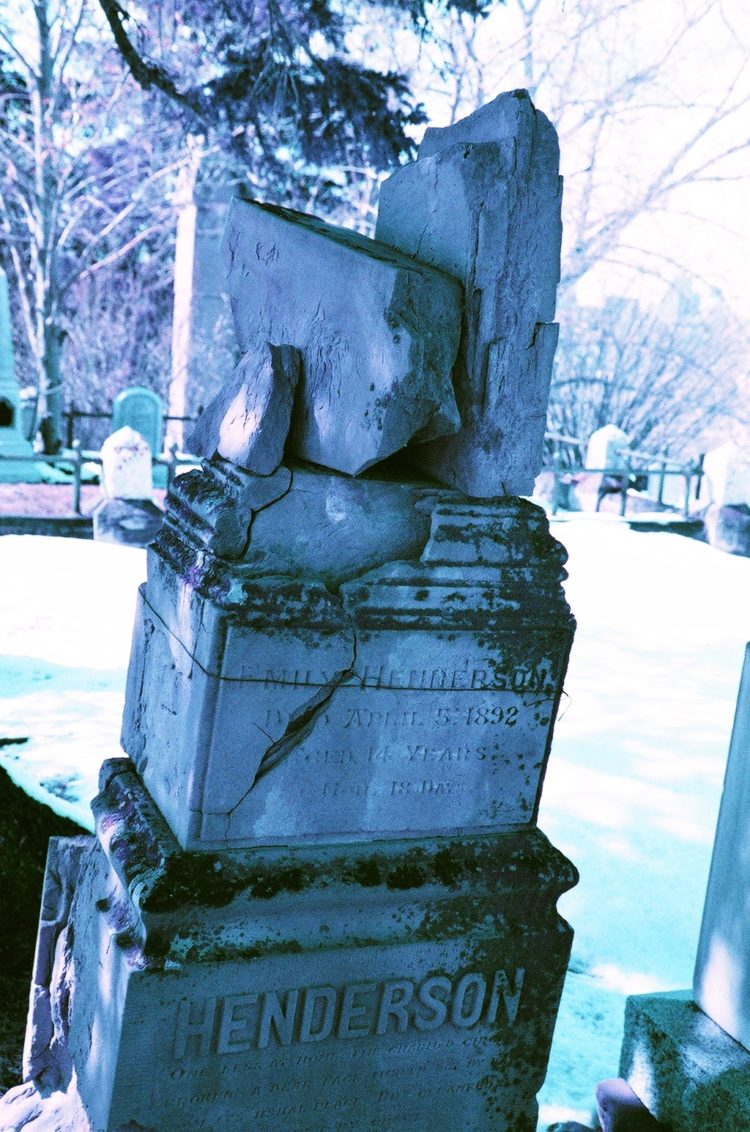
[376, 89, 562, 498]
[166, 458, 291, 560]
[188, 342, 300, 474]
[221, 197, 462, 475]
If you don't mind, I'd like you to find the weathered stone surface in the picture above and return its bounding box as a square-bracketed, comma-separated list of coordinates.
[222, 196, 462, 475]
[620, 991, 750, 1131]
[693, 643, 750, 1043]
[375, 89, 562, 497]
[9, 760, 574, 1132]
[188, 342, 300, 473]
[165, 457, 292, 560]
[242, 462, 441, 586]
[121, 490, 573, 850]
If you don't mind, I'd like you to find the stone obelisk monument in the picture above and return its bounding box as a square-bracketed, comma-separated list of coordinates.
[0, 267, 41, 482]
[2, 90, 576, 1132]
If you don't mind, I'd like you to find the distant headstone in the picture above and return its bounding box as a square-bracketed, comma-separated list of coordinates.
[93, 426, 162, 547]
[585, 424, 630, 471]
[0, 268, 41, 483]
[169, 177, 237, 450]
[703, 442, 750, 508]
[112, 386, 164, 459]
[100, 426, 153, 500]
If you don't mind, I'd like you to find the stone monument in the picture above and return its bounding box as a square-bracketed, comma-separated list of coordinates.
[0, 266, 42, 483]
[92, 426, 164, 547]
[111, 386, 165, 461]
[1, 90, 578, 1131]
[615, 646, 750, 1130]
[701, 442, 750, 557]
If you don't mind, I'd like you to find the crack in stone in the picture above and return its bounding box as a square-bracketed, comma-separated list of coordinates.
[220, 628, 359, 829]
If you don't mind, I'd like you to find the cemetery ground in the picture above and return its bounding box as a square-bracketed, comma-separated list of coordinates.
[0, 516, 748, 1128]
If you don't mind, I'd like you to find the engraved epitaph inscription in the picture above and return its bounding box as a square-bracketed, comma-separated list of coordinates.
[196, 641, 566, 844]
[106, 943, 549, 1132]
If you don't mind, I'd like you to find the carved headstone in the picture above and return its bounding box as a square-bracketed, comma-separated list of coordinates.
[1, 91, 577, 1132]
[703, 442, 750, 507]
[112, 386, 165, 459]
[93, 426, 163, 547]
[376, 89, 562, 497]
[585, 424, 631, 472]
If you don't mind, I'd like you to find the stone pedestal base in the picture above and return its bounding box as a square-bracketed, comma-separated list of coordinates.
[620, 991, 750, 1130]
[92, 497, 163, 547]
[10, 760, 576, 1132]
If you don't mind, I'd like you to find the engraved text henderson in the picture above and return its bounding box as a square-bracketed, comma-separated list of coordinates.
[174, 968, 525, 1060]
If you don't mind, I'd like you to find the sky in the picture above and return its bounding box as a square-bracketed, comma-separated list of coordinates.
[372, 0, 750, 320]
[1, 519, 748, 1126]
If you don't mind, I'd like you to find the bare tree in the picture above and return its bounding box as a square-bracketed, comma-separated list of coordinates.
[370, 0, 750, 303]
[0, 0, 185, 449]
[548, 288, 749, 456]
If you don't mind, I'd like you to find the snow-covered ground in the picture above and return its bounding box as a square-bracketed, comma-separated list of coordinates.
[1, 521, 748, 1128]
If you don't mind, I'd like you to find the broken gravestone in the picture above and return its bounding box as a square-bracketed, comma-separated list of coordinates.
[375, 88, 562, 498]
[215, 197, 462, 476]
[1, 90, 576, 1132]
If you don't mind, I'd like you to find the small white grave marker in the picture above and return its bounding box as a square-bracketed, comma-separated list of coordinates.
[703, 442, 750, 507]
[585, 424, 630, 471]
[101, 426, 153, 500]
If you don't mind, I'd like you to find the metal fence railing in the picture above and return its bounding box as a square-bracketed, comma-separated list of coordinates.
[0, 442, 199, 515]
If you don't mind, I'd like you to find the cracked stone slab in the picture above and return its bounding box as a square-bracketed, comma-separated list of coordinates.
[122, 492, 573, 850]
[187, 342, 300, 474]
[376, 89, 562, 497]
[221, 197, 462, 475]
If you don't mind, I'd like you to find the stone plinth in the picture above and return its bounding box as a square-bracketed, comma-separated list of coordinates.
[620, 991, 750, 1131]
[122, 471, 574, 850]
[20, 760, 576, 1132]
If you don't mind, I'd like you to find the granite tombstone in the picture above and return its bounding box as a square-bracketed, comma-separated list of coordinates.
[2, 90, 577, 1132]
[112, 386, 165, 460]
